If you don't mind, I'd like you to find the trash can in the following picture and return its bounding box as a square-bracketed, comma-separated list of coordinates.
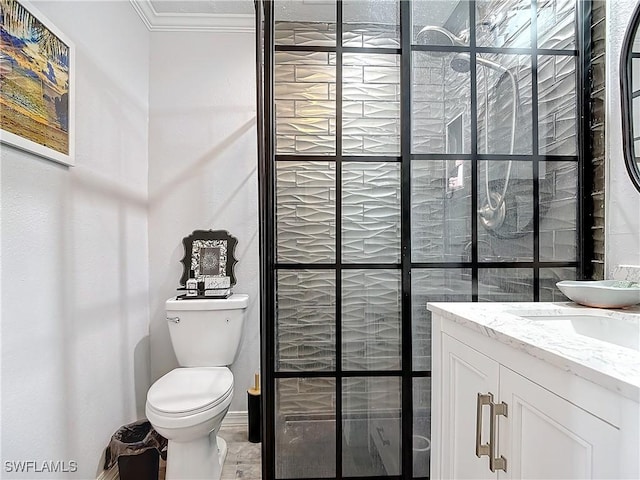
[104, 420, 167, 480]
[247, 373, 262, 443]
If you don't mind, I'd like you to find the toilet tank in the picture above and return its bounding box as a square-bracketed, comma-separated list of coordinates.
[165, 294, 249, 367]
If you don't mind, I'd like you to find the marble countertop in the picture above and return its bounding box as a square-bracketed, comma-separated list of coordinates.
[427, 302, 640, 402]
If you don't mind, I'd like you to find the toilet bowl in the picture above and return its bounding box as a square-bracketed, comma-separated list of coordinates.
[146, 294, 248, 480]
[146, 367, 234, 479]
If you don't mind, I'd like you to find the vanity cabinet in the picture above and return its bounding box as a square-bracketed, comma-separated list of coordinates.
[432, 313, 638, 479]
[439, 334, 498, 479]
[498, 364, 618, 479]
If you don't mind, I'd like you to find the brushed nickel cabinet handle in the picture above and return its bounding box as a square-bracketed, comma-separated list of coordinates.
[489, 399, 508, 472]
[475, 393, 492, 458]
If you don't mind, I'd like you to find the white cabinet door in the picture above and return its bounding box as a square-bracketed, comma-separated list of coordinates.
[499, 366, 620, 480]
[440, 333, 500, 480]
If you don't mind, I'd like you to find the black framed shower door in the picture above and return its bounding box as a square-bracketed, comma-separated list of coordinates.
[256, 1, 592, 478]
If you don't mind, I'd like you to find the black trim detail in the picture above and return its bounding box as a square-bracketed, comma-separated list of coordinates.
[256, 1, 276, 478]
[400, 2, 413, 478]
[335, 3, 344, 477]
[470, 0, 479, 302]
[531, 0, 540, 301]
[578, 0, 595, 278]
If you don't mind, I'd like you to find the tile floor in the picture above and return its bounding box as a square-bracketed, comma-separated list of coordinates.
[157, 425, 261, 480]
[220, 425, 262, 479]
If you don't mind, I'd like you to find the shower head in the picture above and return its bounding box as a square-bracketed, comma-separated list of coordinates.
[450, 53, 471, 73]
[416, 25, 466, 50]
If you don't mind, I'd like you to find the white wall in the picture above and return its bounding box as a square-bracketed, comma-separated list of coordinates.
[147, 31, 259, 412]
[606, 0, 640, 274]
[1, 2, 150, 478]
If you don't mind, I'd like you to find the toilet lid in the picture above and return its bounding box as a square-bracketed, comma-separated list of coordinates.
[147, 367, 233, 415]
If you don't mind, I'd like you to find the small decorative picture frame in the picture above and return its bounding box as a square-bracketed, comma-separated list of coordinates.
[180, 230, 238, 288]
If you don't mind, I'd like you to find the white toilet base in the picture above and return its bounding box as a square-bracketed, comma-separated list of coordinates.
[218, 437, 228, 467]
[165, 432, 227, 480]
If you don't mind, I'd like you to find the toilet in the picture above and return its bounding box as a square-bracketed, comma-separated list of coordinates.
[146, 294, 249, 480]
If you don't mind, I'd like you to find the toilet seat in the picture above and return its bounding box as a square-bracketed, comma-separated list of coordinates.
[146, 367, 233, 430]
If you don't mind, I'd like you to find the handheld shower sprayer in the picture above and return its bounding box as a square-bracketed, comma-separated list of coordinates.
[416, 24, 520, 232]
[451, 53, 520, 225]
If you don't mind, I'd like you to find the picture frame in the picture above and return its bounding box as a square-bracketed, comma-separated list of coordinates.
[180, 230, 238, 288]
[0, 0, 76, 166]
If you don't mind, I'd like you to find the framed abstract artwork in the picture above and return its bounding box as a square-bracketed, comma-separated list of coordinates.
[0, 0, 75, 166]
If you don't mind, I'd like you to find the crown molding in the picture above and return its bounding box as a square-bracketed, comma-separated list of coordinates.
[130, 1, 255, 33]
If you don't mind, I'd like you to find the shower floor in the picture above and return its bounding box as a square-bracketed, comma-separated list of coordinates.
[276, 418, 395, 478]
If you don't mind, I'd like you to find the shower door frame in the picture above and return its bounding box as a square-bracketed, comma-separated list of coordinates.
[257, 1, 594, 478]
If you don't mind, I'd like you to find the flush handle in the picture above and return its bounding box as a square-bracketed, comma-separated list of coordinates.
[167, 316, 180, 324]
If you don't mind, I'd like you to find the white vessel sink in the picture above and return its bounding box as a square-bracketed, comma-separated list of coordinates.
[556, 280, 640, 308]
[519, 313, 640, 352]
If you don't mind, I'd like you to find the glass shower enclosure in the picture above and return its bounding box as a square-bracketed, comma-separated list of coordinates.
[256, 0, 590, 478]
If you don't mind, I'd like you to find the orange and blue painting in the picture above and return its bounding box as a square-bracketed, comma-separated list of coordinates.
[0, 0, 70, 155]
